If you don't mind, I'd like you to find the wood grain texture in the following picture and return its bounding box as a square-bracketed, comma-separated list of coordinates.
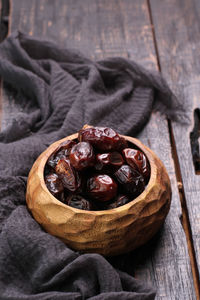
[150, 0, 200, 293]
[26, 134, 171, 256]
[2, 0, 196, 298]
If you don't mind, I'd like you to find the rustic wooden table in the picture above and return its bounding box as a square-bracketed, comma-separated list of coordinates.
[1, 0, 200, 299]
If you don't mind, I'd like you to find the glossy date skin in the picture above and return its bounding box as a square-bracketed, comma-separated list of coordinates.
[48, 140, 76, 169]
[95, 152, 124, 173]
[87, 174, 117, 202]
[45, 173, 64, 201]
[78, 127, 128, 152]
[45, 126, 150, 210]
[70, 142, 95, 171]
[122, 148, 150, 182]
[55, 158, 82, 192]
[114, 164, 145, 197]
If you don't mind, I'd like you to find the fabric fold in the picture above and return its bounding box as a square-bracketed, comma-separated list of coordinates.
[0, 31, 185, 299]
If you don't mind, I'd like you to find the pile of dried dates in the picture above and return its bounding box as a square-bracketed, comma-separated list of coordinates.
[44, 126, 150, 210]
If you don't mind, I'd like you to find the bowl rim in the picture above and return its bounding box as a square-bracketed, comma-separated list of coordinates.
[39, 133, 156, 215]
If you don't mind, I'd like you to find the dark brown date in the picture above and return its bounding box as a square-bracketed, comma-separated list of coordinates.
[106, 194, 130, 209]
[87, 174, 117, 202]
[122, 148, 150, 182]
[45, 126, 151, 211]
[69, 142, 95, 170]
[66, 194, 93, 210]
[115, 164, 145, 196]
[95, 152, 124, 173]
[45, 173, 64, 200]
[55, 158, 81, 192]
[48, 140, 76, 169]
[78, 127, 128, 151]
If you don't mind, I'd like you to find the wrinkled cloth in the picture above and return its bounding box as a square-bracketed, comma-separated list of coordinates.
[0, 31, 183, 299]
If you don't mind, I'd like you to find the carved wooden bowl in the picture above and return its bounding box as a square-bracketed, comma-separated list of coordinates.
[26, 133, 171, 256]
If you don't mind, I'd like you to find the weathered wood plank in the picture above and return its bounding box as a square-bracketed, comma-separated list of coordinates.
[149, 0, 200, 295]
[2, 0, 196, 298]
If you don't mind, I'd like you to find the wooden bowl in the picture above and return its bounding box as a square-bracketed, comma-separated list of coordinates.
[26, 133, 171, 256]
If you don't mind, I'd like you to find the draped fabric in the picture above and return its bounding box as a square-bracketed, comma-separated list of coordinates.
[0, 31, 184, 299]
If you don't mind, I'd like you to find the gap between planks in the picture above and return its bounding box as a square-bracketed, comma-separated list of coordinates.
[146, 0, 200, 298]
[168, 120, 200, 300]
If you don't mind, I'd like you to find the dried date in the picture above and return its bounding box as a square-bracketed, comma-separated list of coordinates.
[45, 126, 151, 211]
[55, 158, 82, 192]
[87, 174, 117, 202]
[45, 173, 64, 200]
[106, 194, 130, 209]
[66, 194, 93, 210]
[78, 127, 128, 151]
[70, 142, 95, 170]
[48, 140, 76, 169]
[95, 152, 124, 173]
[114, 164, 145, 197]
[122, 148, 150, 182]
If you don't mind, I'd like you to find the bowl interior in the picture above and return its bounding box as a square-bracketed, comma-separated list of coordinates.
[40, 134, 155, 215]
